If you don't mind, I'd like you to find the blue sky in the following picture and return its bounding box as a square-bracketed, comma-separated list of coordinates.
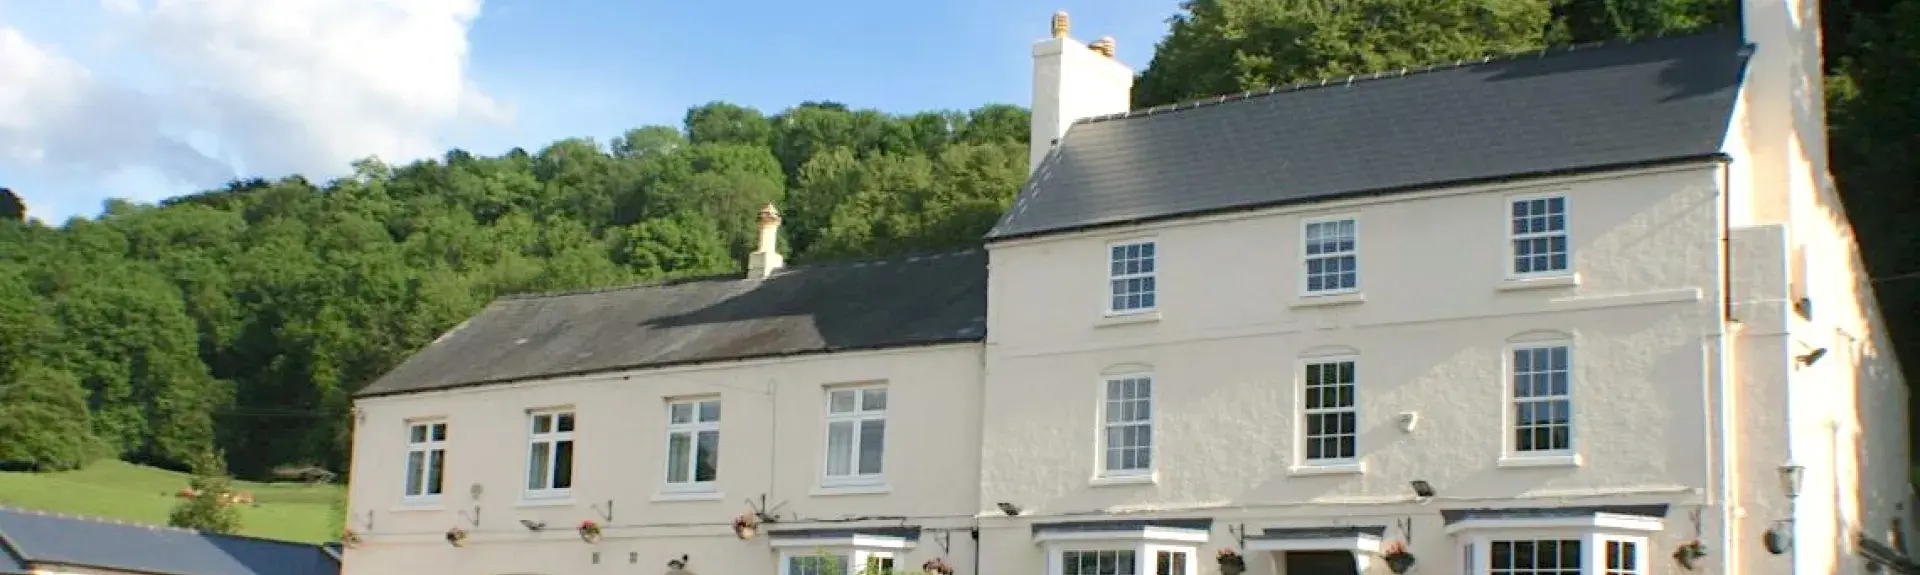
[0, 0, 1178, 222]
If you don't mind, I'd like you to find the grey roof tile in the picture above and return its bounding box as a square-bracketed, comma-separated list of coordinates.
[1031, 517, 1214, 536]
[766, 526, 923, 542]
[1250, 525, 1387, 540]
[0, 507, 339, 575]
[357, 248, 989, 397]
[987, 29, 1749, 240]
[1439, 504, 1672, 524]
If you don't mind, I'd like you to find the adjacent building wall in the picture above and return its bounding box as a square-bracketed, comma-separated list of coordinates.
[342, 344, 983, 575]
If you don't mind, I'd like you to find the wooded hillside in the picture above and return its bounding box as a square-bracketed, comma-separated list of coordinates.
[0, 0, 1912, 481]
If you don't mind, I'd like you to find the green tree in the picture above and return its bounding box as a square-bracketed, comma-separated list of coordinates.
[0, 363, 97, 470]
[0, 188, 23, 222]
[168, 450, 243, 534]
[1133, 0, 1555, 107]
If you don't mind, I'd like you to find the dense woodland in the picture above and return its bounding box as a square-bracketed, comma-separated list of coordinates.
[0, 0, 1914, 482]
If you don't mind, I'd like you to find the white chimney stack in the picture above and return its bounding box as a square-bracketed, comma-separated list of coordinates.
[747, 203, 784, 279]
[1030, 11, 1135, 174]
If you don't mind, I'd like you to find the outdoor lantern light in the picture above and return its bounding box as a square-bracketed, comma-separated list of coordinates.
[1779, 464, 1805, 500]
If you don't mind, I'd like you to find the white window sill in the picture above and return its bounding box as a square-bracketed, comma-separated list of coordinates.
[1288, 461, 1366, 476]
[1096, 310, 1161, 327]
[811, 483, 892, 497]
[516, 495, 576, 508]
[1497, 454, 1583, 468]
[1291, 291, 1366, 308]
[1498, 273, 1581, 291]
[1089, 472, 1157, 487]
[652, 490, 724, 502]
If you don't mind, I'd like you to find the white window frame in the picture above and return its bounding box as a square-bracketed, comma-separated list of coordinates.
[662, 397, 721, 493]
[1298, 356, 1359, 466]
[1448, 512, 1660, 575]
[1097, 371, 1155, 478]
[401, 419, 447, 505]
[1505, 339, 1576, 461]
[822, 384, 888, 487]
[524, 408, 576, 500]
[772, 534, 912, 575]
[1037, 525, 1205, 575]
[1300, 215, 1360, 296]
[1506, 192, 1571, 278]
[1106, 238, 1158, 316]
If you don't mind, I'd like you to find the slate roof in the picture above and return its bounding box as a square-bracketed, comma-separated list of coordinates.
[357, 248, 989, 397]
[987, 28, 1751, 241]
[0, 506, 339, 575]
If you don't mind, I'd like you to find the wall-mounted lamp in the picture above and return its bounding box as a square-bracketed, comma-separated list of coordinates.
[1397, 412, 1420, 433]
[519, 519, 547, 531]
[1779, 463, 1805, 500]
[996, 502, 1023, 517]
[1410, 480, 1436, 499]
[1797, 348, 1828, 367]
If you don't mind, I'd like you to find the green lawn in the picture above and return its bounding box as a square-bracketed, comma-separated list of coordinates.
[0, 459, 344, 544]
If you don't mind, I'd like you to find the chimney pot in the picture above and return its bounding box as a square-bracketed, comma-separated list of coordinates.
[1051, 11, 1070, 39]
[1091, 36, 1116, 58]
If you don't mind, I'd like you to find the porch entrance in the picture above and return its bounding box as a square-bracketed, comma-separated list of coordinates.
[1283, 550, 1359, 575]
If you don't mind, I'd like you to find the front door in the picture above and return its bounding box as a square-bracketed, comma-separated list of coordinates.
[1283, 551, 1357, 575]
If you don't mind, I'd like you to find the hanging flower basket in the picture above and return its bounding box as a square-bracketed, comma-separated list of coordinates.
[1216, 549, 1246, 575]
[732, 512, 759, 539]
[1673, 540, 1709, 570]
[1383, 542, 1416, 574]
[922, 557, 955, 575]
[578, 520, 603, 543]
[340, 529, 363, 548]
[445, 527, 468, 547]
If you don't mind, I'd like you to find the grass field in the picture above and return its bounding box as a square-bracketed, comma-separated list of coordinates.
[0, 459, 344, 544]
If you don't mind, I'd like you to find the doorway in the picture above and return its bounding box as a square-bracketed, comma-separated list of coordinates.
[1283, 550, 1357, 575]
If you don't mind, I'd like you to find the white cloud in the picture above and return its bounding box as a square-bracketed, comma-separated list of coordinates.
[0, 28, 233, 190]
[0, 0, 508, 214]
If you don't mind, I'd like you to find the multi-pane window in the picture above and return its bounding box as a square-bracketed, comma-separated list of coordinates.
[526, 410, 575, 497]
[1063, 550, 1137, 575]
[1154, 551, 1188, 575]
[1302, 360, 1357, 462]
[1510, 196, 1569, 275]
[824, 386, 887, 484]
[865, 555, 896, 575]
[1604, 540, 1641, 575]
[1303, 218, 1358, 293]
[664, 398, 720, 489]
[403, 421, 447, 501]
[1489, 539, 1582, 575]
[1102, 375, 1153, 474]
[1512, 345, 1572, 453]
[788, 554, 851, 575]
[1108, 241, 1157, 313]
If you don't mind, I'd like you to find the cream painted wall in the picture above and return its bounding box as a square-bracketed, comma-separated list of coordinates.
[980, 165, 1734, 573]
[1728, 0, 1915, 572]
[342, 344, 983, 575]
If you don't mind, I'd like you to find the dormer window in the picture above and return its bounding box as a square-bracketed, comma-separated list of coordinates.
[1107, 240, 1157, 315]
